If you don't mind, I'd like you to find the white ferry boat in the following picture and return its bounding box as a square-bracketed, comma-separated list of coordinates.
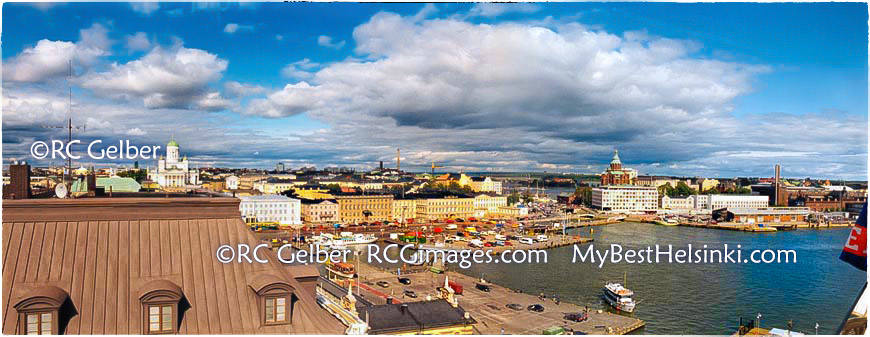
[603, 282, 637, 313]
[336, 233, 378, 245]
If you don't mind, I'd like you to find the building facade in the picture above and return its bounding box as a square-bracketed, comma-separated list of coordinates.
[392, 198, 417, 223]
[600, 150, 638, 186]
[591, 185, 658, 212]
[301, 199, 340, 224]
[473, 194, 508, 214]
[708, 194, 769, 210]
[335, 194, 394, 223]
[415, 196, 475, 221]
[470, 177, 504, 195]
[239, 195, 302, 226]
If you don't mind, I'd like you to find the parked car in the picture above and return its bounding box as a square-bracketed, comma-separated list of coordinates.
[404, 290, 418, 298]
[519, 237, 535, 245]
[448, 280, 464, 295]
[447, 224, 459, 230]
[397, 277, 411, 285]
[563, 312, 588, 322]
[475, 283, 491, 292]
[536, 234, 549, 242]
[376, 281, 390, 288]
[495, 234, 507, 241]
[505, 303, 524, 311]
[527, 304, 545, 312]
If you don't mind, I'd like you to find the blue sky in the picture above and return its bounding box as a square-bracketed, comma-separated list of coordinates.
[2, 2, 867, 179]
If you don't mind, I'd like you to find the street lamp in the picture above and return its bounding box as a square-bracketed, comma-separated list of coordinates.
[756, 313, 762, 336]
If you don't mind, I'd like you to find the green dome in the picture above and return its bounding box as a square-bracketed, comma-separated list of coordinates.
[167, 139, 179, 147]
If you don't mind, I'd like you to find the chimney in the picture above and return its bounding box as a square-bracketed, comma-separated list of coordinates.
[7, 160, 31, 199]
[87, 171, 97, 197]
[396, 148, 400, 171]
[774, 164, 781, 206]
[379, 161, 384, 170]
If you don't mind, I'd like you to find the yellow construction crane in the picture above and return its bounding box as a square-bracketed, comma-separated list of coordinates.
[431, 161, 443, 176]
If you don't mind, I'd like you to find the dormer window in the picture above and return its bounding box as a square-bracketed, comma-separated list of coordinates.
[139, 280, 183, 335]
[14, 286, 69, 335]
[248, 274, 295, 326]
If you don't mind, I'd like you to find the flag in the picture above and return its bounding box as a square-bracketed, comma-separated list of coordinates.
[840, 202, 867, 271]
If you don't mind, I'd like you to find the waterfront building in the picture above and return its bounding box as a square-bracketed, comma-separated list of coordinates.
[147, 138, 199, 188]
[489, 205, 530, 218]
[239, 194, 302, 226]
[301, 198, 340, 224]
[392, 198, 417, 223]
[716, 207, 811, 224]
[1, 197, 344, 334]
[661, 195, 694, 210]
[415, 196, 475, 221]
[473, 194, 508, 214]
[708, 194, 769, 210]
[600, 150, 638, 186]
[591, 185, 658, 212]
[335, 194, 394, 223]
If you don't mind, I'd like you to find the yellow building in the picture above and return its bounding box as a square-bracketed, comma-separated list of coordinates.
[301, 199, 340, 224]
[473, 194, 508, 216]
[294, 186, 334, 200]
[470, 177, 503, 194]
[416, 196, 475, 221]
[392, 198, 417, 223]
[335, 194, 394, 223]
[700, 178, 720, 192]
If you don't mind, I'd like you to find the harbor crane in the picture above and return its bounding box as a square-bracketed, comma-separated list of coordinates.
[431, 161, 443, 176]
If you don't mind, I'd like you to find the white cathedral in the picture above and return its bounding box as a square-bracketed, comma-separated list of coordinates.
[147, 138, 199, 188]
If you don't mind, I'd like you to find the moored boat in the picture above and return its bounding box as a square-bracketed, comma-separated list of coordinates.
[603, 282, 637, 313]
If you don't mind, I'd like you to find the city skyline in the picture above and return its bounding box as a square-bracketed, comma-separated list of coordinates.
[2, 2, 867, 179]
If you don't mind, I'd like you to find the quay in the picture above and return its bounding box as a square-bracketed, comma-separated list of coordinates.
[383, 235, 594, 254]
[349, 261, 646, 335]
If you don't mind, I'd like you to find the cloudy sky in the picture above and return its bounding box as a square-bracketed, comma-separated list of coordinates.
[2, 2, 867, 179]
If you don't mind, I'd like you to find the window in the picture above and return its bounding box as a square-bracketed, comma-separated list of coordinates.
[139, 280, 182, 335]
[25, 312, 53, 335]
[14, 286, 68, 335]
[264, 297, 287, 323]
[148, 305, 174, 333]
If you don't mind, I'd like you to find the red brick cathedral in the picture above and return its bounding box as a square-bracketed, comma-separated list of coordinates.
[600, 150, 637, 185]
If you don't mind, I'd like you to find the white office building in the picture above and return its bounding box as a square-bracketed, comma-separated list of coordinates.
[592, 185, 659, 213]
[708, 194, 768, 210]
[239, 195, 301, 226]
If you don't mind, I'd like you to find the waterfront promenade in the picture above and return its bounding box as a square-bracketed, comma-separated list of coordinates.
[350, 260, 645, 335]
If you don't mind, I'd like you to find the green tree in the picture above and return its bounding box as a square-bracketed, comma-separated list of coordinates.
[658, 183, 675, 198]
[507, 193, 520, 205]
[673, 181, 696, 197]
[117, 169, 147, 183]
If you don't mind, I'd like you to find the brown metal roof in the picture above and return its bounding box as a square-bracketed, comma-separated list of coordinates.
[2, 197, 343, 334]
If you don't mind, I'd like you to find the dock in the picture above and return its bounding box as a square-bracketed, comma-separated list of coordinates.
[349, 262, 645, 335]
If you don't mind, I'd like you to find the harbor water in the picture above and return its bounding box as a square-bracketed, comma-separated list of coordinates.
[451, 223, 864, 334]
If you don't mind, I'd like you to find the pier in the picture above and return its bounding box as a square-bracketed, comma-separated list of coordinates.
[348, 262, 646, 335]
